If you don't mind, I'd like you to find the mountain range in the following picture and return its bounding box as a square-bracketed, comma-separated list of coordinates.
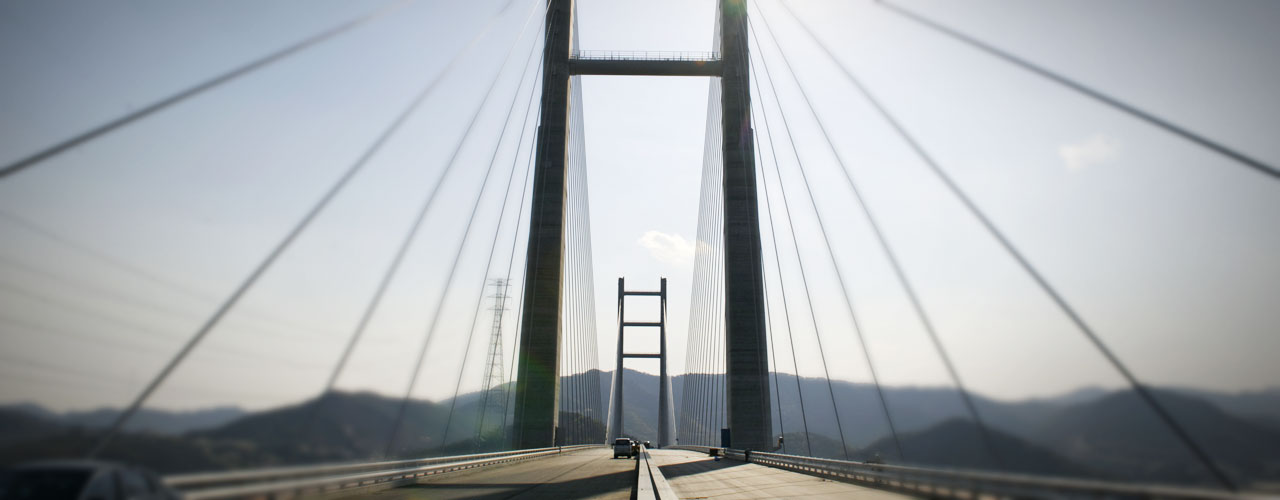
[2, 370, 1278, 490]
[599, 370, 1280, 488]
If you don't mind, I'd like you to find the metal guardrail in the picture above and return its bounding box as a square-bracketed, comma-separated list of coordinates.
[727, 449, 1268, 500]
[571, 50, 719, 62]
[164, 445, 599, 499]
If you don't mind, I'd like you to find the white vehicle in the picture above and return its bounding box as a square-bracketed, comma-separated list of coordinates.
[612, 438, 634, 459]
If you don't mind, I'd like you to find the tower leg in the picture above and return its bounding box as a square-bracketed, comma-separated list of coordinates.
[513, 0, 574, 450]
[720, 0, 772, 451]
[658, 278, 673, 447]
[609, 278, 626, 440]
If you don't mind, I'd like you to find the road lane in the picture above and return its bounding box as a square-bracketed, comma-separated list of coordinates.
[353, 447, 634, 500]
[650, 449, 915, 499]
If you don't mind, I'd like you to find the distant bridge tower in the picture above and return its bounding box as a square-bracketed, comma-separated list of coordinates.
[607, 278, 675, 447]
[514, 0, 771, 450]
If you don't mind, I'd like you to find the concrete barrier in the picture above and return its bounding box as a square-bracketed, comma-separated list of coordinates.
[635, 445, 678, 500]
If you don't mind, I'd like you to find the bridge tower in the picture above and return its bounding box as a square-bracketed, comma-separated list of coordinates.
[608, 278, 675, 447]
[512, 0, 575, 450]
[514, 0, 771, 451]
[715, 0, 772, 452]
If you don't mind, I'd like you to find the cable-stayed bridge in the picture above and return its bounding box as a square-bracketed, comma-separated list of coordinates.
[0, 0, 1277, 498]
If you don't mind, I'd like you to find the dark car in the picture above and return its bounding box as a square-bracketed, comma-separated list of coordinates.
[0, 461, 177, 500]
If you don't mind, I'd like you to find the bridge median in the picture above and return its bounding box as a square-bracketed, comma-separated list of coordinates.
[635, 445, 678, 500]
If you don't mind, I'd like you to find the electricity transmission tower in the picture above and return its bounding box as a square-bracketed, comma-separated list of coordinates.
[476, 278, 511, 441]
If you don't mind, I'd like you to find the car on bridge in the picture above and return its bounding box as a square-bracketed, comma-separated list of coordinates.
[0, 460, 177, 500]
[612, 438, 634, 459]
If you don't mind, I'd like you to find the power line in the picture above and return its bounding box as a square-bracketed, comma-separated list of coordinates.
[477, 40, 546, 444]
[752, 105, 825, 457]
[0, 256, 316, 343]
[499, 52, 546, 444]
[759, 273, 786, 453]
[383, 0, 545, 457]
[749, 11, 903, 460]
[748, 38, 851, 461]
[82, 0, 474, 460]
[0, 211, 330, 335]
[563, 74, 582, 443]
[0, 282, 325, 370]
[682, 84, 719, 444]
[438, 26, 545, 453]
[0, 0, 411, 180]
[302, 4, 523, 442]
[781, 1, 1237, 489]
[500, 82, 544, 448]
[750, 2, 908, 460]
[0, 211, 212, 302]
[691, 66, 721, 447]
[749, 93, 788, 452]
[762, 0, 1001, 467]
[565, 72, 597, 444]
[872, 0, 1279, 181]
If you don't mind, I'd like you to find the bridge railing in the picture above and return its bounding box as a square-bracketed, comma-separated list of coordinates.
[731, 449, 1263, 500]
[571, 50, 720, 62]
[164, 445, 600, 499]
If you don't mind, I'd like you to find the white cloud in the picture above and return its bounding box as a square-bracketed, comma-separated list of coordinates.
[637, 230, 695, 266]
[1059, 134, 1120, 171]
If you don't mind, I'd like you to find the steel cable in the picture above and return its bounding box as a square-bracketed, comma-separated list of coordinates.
[0, 1, 412, 180]
[780, 0, 1235, 488]
[749, 10, 902, 460]
[382, 0, 546, 457]
[438, 26, 545, 454]
[84, 0, 506, 458]
[873, 0, 1279, 181]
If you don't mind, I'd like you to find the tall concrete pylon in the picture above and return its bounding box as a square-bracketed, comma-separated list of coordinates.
[514, 0, 769, 450]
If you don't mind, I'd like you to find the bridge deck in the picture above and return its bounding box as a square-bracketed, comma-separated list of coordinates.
[651, 449, 915, 499]
[351, 447, 633, 500]
[343, 447, 915, 499]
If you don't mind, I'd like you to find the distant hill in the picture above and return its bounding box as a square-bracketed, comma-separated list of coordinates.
[5, 372, 1279, 488]
[0, 407, 231, 473]
[1172, 387, 1280, 422]
[64, 406, 246, 435]
[653, 371, 1280, 487]
[593, 369, 665, 442]
[0, 431, 227, 474]
[778, 431, 847, 459]
[0, 403, 245, 435]
[1030, 390, 1280, 486]
[0, 408, 64, 446]
[0, 380, 607, 473]
[196, 391, 449, 463]
[860, 418, 1094, 477]
[766, 417, 1093, 479]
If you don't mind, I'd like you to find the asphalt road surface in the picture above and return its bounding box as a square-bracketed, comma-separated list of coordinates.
[347, 447, 912, 499]
[352, 447, 634, 500]
[650, 449, 915, 499]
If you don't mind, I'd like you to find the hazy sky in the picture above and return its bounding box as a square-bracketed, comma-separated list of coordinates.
[0, 0, 1276, 413]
